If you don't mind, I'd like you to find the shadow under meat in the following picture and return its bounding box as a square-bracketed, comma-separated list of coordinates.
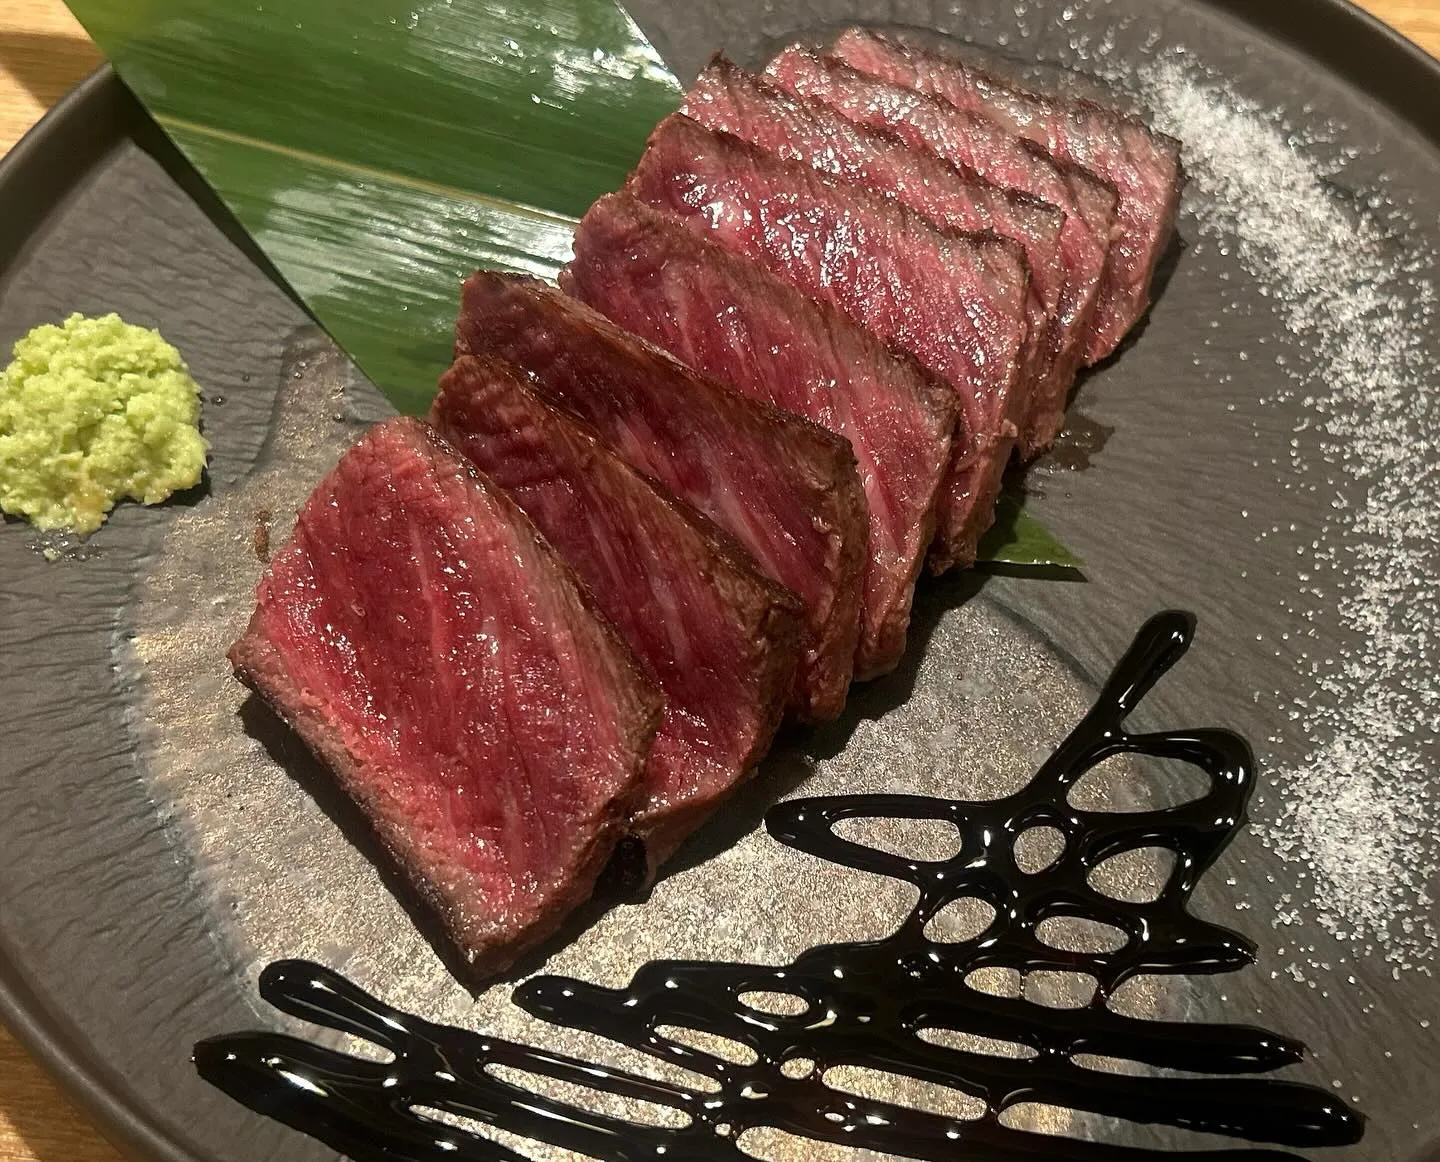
[239, 692, 719, 992]
[1082, 231, 1189, 375]
[1038, 407, 1115, 475]
[234, 561, 995, 979]
[647, 564, 989, 891]
[1147, 228, 1188, 309]
[975, 560, 1086, 583]
[237, 693, 507, 994]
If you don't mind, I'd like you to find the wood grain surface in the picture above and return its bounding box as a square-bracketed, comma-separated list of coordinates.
[0, 1, 1435, 1159]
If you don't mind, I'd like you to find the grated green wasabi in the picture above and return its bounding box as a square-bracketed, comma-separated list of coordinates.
[0, 313, 210, 535]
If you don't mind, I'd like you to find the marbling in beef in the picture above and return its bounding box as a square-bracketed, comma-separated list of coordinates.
[830, 28, 1182, 364]
[228, 417, 661, 982]
[431, 354, 801, 869]
[767, 45, 1117, 453]
[628, 112, 1029, 570]
[565, 193, 955, 677]
[683, 57, 1068, 458]
[455, 272, 866, 723]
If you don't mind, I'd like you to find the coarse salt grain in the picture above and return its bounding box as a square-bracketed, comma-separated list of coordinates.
[1135, 55, 1439, 967]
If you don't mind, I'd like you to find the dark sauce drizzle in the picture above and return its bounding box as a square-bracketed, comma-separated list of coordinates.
[195, 611, 1364, 1160]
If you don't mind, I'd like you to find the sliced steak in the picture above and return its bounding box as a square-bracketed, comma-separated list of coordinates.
[830, 28, 1183, 364]
[229, 417, 660, 982]
[431, 354, 801, 869]
[565, 193, 955, 677]
[456, 272, 866, 723]
[767, 45, 1117, 451]
[683, 57, 1067, 458]
[628, 112, 1030, 571]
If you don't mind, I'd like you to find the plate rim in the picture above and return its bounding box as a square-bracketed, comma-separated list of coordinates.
[1, 1, 1438, 1157]
[0, 64, 265, 1162]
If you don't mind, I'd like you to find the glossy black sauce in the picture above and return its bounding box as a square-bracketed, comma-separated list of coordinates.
[195, 611, 1364, 1160]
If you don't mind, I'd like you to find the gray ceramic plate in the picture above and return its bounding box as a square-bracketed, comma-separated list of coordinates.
[2, 1, 1439, 1159]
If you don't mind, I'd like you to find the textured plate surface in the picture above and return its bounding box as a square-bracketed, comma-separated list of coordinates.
[1, 2, 1439, 1160]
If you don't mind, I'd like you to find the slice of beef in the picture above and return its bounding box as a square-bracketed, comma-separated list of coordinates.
[767, 45, 1117, 452]
[628, 112, 1030, 571]
[683, 57, 1068, 458]
[565, 193, 955, 677]
[830, 28, 1183, 364]
[228, 417, 660, 982]
[455, 272, 866, 723]
[430, 354, 801, 870]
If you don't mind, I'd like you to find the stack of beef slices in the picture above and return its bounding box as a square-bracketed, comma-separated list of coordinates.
[231, 30, 1184, 984]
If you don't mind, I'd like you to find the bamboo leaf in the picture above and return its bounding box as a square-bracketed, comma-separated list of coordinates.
[72, 0, 681, 215]
[976, 492, 1084, 570]
[170, 124, 577, 416]
[63, 0, 1077, 567]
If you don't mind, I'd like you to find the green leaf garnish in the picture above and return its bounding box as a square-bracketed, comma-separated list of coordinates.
[64, 0, 1077, 567]
[976, 492, 1084, 570]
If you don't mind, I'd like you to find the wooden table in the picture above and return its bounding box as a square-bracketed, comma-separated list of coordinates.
[0, 0, 1436, 1158]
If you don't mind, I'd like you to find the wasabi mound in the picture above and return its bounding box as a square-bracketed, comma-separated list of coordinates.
[0, 313, 209, 535]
